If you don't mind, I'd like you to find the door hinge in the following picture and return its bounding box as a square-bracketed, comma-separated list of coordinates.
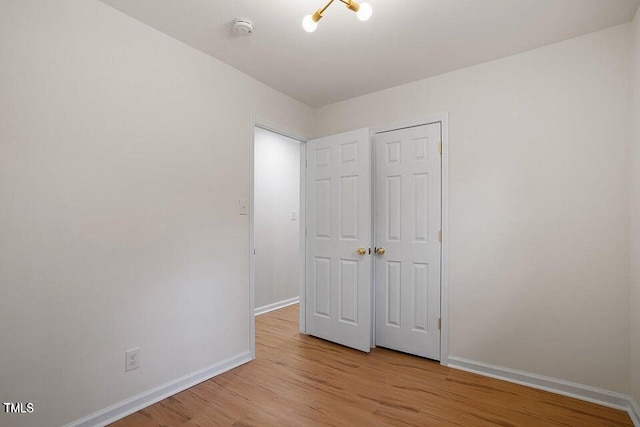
[439, 229, 442, 243]
[368, 248, 371, 255]
[439, 142, 443, 155]
[438, 318, 442, 330]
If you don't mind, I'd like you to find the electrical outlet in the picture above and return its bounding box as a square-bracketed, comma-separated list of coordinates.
[125, 348, 140, 372]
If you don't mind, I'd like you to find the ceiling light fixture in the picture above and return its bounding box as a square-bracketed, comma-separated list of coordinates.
[302, 0, 372, 33]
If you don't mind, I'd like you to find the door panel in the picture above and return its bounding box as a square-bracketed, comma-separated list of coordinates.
[306, 128, 371, 352]
[374, 123, 442, 360]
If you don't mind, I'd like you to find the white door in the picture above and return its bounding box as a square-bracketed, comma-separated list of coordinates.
[373, 123, 442, 360]
[306, 128, 371, 352]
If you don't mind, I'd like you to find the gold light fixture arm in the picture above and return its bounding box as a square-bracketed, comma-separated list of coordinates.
[340, 0, 361, 12]
[313, 0, 335, 22]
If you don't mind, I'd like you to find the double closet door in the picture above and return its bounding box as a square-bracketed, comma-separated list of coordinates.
[305, 123, 442, 360]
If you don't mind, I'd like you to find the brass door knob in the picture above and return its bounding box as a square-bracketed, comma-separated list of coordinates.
[375, 247, 386, 255]
[356, 248, 367, 255]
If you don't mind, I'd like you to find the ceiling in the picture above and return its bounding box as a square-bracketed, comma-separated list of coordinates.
[99, 0, 640, 107]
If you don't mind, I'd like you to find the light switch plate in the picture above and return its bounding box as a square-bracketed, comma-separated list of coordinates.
[238, 199, 248, 215]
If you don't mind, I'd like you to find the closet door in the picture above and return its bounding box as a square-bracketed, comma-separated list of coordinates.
[305, 128, 372, 352]
[374, 123, 442, 359]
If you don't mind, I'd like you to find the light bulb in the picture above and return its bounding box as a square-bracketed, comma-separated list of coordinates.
[302, 15, 318, 32]
[356, 2, 372, 21]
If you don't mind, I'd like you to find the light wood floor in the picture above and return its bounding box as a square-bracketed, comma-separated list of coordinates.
[112, 304, 632, 426]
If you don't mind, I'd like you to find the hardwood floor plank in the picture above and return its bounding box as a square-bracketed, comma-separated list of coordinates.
[111, 304, 633, 426]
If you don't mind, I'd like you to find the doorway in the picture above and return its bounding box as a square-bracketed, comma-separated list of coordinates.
[252, 126, 303, 313]
[249, 120, 308, 358]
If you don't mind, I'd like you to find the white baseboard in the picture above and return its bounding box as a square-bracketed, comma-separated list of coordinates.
[66, 351, 252, 427]
[255, 296, 299, 316]
[448, 356, 639, 426]
[629, 398, 640, 426]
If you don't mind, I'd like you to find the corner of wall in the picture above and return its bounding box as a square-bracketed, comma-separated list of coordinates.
[312, 103, 321, 139]
[630, 4, 640, 408]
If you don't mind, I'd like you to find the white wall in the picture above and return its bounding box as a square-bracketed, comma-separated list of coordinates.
[630, 7, 640, 407]
[0, 1, 314, 426]
[254, 128, 300, 309]
[316, 24, 632, 393]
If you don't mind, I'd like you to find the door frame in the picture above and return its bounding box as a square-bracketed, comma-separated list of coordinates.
[370, 113, 450, 366]
[249, 116, 308, 359]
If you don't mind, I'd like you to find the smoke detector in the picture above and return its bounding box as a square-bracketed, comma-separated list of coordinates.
[232, 18, 254, 37]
